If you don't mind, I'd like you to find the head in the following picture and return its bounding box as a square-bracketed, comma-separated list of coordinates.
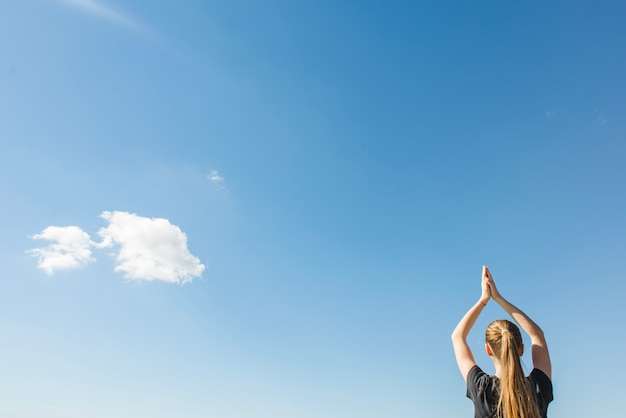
[485, 319, 524, 360]
[484, 320, 539, 418]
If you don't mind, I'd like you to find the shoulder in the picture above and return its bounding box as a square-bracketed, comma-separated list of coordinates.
[466, 365, 496, 398]
[529, 368, 553, 388]
[467, 365, 487, 385]
[466, 365, 499, 418]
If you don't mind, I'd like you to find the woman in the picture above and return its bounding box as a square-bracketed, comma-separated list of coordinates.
[451, 266, 553, 418]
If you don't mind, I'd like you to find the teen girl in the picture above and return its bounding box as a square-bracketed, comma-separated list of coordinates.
[451, 266, 553, 418]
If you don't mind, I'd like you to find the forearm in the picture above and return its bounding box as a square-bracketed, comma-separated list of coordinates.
[452, 298, 488, 379]
[493, 295, 544, 340]
[451, 298, 488, 341]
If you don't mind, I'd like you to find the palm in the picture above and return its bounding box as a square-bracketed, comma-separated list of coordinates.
[484, 267, 501, 299]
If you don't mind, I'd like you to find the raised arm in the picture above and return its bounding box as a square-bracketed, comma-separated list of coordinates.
[485, 269, 552, 379]
[451, 266, 491, 381]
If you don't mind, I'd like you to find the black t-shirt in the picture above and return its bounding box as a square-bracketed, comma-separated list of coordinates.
[466, 365, 553, 418]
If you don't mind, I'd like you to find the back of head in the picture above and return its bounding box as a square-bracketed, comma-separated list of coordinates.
[486, 320, 540, 418]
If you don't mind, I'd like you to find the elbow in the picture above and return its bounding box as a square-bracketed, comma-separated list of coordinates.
[530, 327, 545, 341]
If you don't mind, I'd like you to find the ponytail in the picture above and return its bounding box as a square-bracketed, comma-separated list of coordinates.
[486, 320, 540, 418]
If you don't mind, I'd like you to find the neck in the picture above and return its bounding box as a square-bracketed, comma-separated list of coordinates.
[493, 360, 504, 379]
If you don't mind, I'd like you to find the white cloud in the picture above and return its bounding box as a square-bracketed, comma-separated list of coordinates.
[208, 169, 226, 191]
[54, 0, 142, 31]
[29, 226, 95, 274]
[208, 169, 224, 183]
[545, 111, 556, 118]
[28, 212, 205, 284]
[97, 211, 205, 284]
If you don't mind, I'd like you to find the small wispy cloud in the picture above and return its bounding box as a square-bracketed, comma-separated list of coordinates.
[208, 170, 224, 183]
[593, 108, 608, 126]
[28, 212, 204, 284]
[208, 169, 226, 191]
[53, 0, 143, 32]
[545, 111, 556, 118]
[29, 226, 96, 274]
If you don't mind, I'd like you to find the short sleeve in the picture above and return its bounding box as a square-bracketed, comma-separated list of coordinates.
[529, 368, 554, 416]
[466, 365, 487, 399]
[466, 365, 498, 418]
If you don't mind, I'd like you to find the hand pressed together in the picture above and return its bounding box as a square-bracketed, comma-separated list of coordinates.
[480, 265, 491, 303]
[483, 266, 503, 301]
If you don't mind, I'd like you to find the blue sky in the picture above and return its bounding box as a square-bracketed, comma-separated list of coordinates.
[1, 0, 625, 416]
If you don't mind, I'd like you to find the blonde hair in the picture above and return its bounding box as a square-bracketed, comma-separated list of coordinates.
[486, 320, 540, 418]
